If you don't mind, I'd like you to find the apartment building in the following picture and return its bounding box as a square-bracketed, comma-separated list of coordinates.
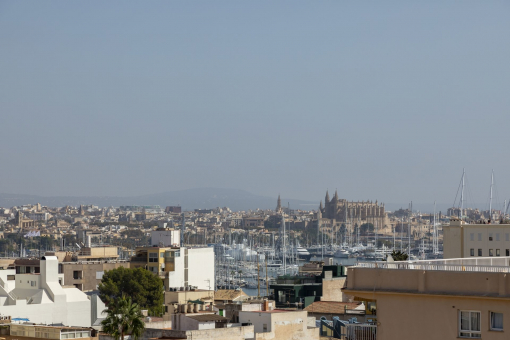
[150, 228, 180, 247]
[60, 260, 129, 291]
[343, 257, 510, 339]
[131, 246, 214, 290]
[444, 218, 510, 258]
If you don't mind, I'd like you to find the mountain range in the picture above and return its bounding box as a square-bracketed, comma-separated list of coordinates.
[0, 188, 318, 212]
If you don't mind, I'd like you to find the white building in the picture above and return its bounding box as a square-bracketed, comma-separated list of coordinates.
[166, 247, 215, 291]
[0, 256, 105, 327]
[238, 309, 319, 340]
[151, 229, 180, 247]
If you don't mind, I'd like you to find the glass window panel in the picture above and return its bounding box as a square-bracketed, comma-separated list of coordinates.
[491, 312, 503, 330]
[471, 312, 480, 331]
[460, 311, 470, 331]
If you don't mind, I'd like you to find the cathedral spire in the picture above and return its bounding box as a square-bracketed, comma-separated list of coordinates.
[276, 194, 282, 213]
[333, 190, 338, 202]
[325, 190, 330, 204]
[319, 200, 323, 211]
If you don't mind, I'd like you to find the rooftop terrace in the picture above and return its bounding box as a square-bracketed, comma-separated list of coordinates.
[344, 257, 510, 298]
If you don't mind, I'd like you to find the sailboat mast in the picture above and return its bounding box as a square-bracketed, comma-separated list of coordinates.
[460, 168, 465, 219]
[433, 200, 437, 255]
[282, 215, 286, 275]
[489, 169, 494, 223]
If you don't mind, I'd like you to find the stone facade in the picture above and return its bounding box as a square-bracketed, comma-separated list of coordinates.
[319, 190, 387, 229]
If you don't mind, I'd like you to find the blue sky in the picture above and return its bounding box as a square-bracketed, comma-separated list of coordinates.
[1, 1, 509, 209]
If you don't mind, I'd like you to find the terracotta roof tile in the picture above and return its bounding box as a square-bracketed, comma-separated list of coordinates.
[304, 301, 361, 314]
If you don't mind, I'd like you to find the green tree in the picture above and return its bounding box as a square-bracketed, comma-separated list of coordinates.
[360, 223, 374, 235]
[389, 250, 409, 261]
[102, 296, 145, 340]
[98, 267, 164, 316]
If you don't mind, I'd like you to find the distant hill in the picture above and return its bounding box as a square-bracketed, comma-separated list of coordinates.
[0, 188, 318, 212]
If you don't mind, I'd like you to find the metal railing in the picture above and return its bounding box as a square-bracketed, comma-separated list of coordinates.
[357, 257, 510, 273]
[345, 324, 377, 340]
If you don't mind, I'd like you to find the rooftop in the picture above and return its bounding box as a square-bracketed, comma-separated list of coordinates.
[185, 314, 227, 322]
[304, 301, 362, 314]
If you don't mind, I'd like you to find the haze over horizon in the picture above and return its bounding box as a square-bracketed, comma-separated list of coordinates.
[1, 2, 509, 210]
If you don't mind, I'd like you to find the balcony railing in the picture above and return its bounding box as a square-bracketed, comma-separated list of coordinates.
[357, 257, 510, 273]
[345, 324, 377, 340]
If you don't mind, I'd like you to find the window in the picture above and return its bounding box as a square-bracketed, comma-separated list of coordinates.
[489, 233, 493, 241]
[470, 249, 474, 256]
[490, 312, 503, 331]
[263, 323, 268, 332]
[478, 233, 482, 241]
[149, 253, 158, 262]
[496, 249, 500, 256]
[470, 233, 474, 241]
[459, 310, 481, 338]
[478, 249, 482, 256]
[506, 233, 509, 242]
[489, 249, 494, 256]
[31, 281, 36, 287]
[496, 233, 500, 241]
[507, 249, 509, 256]
[160, 253, 164, 258]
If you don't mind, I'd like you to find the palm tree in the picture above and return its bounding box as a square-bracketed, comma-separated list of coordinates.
[102, 296, 145, 340]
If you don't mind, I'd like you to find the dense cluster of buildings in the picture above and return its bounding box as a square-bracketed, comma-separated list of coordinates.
[2, 196, 510, 340]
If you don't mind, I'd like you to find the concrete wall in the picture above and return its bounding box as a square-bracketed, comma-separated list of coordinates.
[62, 261, 130, 291]
[164, 290, 214, 305]
[371, 292, 509, 340]
[239, 311, 319, 340]
[151, 230, 180, 247]
[116, 325, 255, 340]
[443, 224, 462, 258]
[321, 277, 346, 302]
[187, 248, 215, 290]
[346, 267, 510, 297]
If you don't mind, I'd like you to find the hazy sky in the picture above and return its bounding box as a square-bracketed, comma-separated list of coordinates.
[1, 1, 509, 209]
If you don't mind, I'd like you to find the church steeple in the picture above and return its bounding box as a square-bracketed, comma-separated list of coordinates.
[325, 190, 330, 204]
[332, 190, 339, 202]
[276, 194, 282, 213]
[319, 200, 323, 211]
